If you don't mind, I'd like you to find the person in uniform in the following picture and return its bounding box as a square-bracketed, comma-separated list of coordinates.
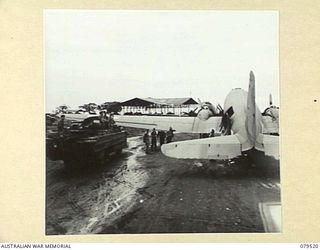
[99, 111, 108, 129]
[151, 128, 157, 151]
[209, 129, 215, 137]
[57, 115, 65, 136]
[143, 130, 150, 154]
[158, 130, 166, 146]
[166, 127, 174, 143]
[109, 113, 115, 129]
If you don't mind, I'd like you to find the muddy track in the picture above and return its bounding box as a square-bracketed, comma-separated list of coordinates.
[46, 133, 280, 234]
[46, 136, 151, 234]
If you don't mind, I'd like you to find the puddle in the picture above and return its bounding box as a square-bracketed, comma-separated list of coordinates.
[79, 136, 149, 234]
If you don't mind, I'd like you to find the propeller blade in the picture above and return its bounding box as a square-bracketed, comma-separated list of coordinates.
[269, 94, 273, 106]
[197, 98, 203, 107]
[219, 112, 232, 135]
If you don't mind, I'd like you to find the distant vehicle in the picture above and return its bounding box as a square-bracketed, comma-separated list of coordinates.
[56, 111, 98, 123]
[46, 116, 127, 168]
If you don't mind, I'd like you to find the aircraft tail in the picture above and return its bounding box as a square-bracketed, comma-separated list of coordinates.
[246, 71, 262, 147]
[256, 133, 280, 160]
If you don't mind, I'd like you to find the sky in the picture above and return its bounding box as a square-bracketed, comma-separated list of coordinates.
[45, 10, 279, 112]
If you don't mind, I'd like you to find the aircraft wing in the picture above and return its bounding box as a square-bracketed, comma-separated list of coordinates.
[161, 134, 242, 160]
[262, 116, 279, 134]
[114, 115, 222, 133]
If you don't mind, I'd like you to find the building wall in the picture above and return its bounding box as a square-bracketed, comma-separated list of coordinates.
[121, 104, 198, 116]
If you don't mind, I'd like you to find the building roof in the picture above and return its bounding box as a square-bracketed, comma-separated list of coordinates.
[121, 97, 198, 107]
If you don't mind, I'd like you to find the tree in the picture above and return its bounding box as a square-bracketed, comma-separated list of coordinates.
[78, 103, 98, 112]
[56, 104, 69, 114]
[101, 102, 122, 114]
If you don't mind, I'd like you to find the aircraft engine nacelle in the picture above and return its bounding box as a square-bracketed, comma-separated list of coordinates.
[197, 107, 213, 121]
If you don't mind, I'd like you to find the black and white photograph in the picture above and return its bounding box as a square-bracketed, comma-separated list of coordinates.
[45, 10, 280, 235]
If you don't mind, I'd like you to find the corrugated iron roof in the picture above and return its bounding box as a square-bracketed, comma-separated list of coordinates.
[121, 97, 198, 106]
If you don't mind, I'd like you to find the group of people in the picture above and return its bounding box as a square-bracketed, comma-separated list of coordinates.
[99, 111, 115, 129]
[56, 111, 116, 136]
[143, 127, 174, 153]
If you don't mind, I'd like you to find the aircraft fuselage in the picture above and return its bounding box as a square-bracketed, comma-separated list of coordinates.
[223, 88, 263, 152]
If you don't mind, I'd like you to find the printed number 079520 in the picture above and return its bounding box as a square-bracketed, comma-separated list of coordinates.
[300, 244, 319, 248]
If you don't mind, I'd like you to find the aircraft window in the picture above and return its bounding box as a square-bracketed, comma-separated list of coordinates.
[226, 106, 234, 117]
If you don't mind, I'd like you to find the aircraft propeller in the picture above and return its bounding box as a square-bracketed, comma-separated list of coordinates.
[219, 111, 232, 135]
[262, 94, 279, 121]
[196, 98, 217, 121]
[188, 99, 224, 134]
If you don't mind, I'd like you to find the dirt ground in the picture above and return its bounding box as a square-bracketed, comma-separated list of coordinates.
[46, 130, 280, 235]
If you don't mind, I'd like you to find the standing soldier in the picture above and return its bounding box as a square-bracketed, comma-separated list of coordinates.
[109, 113, 115, 129]
[57, 115, 65, 136]
[99, 111, 108, 129]
[151, 128, 157, 151]
[209, 129, 215, 137]
[158, 130, 166, 146]
[143, 130, 150, 154]
[166, 127, 174, 143]
[105, 113, 110, 129]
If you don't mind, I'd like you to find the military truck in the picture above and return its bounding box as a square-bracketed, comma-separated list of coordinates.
[46, 116, 127, 168]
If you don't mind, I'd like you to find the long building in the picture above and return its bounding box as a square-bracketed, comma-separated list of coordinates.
[120, 97, 198, 116]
